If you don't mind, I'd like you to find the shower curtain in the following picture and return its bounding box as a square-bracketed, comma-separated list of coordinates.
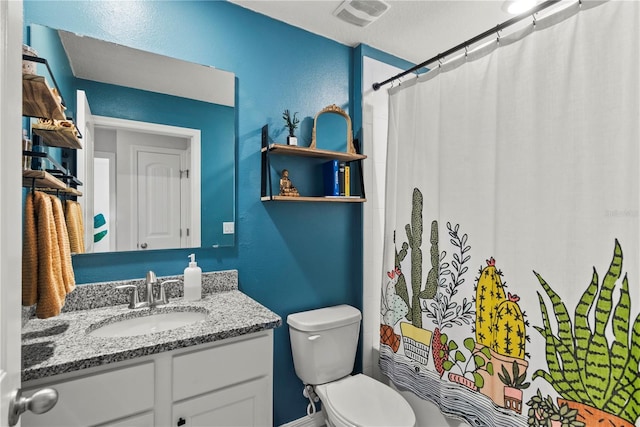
[379, 1, 640, 426]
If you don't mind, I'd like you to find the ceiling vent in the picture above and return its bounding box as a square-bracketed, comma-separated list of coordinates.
[333, 0, 390, 27]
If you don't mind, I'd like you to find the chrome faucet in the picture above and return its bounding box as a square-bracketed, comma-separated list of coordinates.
[117, 271, 180, 309]
[145, 271, 157, 305]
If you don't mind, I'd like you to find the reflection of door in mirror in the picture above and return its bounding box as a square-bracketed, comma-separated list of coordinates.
[136, 149, 183, 251]
[89, 116, 201, 252]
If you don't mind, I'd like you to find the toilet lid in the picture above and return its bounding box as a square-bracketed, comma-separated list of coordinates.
[321, 374, 415, 427]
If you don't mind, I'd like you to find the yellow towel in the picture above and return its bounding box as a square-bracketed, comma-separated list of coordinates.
[34, 191, 66, 318]
[22, 192, 38, 306]
[51, 195, 75, 294]
[21, 192, 77, 319]
[65, 200, 85, 254]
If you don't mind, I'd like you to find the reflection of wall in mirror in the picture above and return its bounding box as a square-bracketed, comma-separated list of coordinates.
[315, 112, 349, 152]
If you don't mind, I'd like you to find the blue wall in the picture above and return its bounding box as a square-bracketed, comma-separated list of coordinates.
[24, 1, 361, 424]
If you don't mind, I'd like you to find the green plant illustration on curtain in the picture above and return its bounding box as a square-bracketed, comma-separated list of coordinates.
[383, 188, 475, 374]
[442, 336, 494, 391]
[380, 268, 409, 352]
[534, 239, 640, 427]
[392, 188, 441, 368]
[393, 188, 438, 328]
[526, 389, 585, 427]
[423, 221, 475, 376]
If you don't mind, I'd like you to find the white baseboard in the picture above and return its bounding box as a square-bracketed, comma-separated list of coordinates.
[279, 410, 325, 427]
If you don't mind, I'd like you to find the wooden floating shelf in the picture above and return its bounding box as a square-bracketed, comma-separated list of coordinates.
[32, 127, 82, 149]
[262, 144, 367, 162]
[22, 74, 66, 121]
[22, 170, 66, 191]
[261, 195, 366, 203]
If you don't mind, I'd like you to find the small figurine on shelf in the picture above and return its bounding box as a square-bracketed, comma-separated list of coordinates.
[279, 169, 300, 197]
[283, 109, 299, 146]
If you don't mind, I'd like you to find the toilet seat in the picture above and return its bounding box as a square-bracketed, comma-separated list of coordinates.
[315, 374, 415, 427]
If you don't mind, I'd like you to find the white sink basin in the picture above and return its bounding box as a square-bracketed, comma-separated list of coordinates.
[88, 311, 207, 338]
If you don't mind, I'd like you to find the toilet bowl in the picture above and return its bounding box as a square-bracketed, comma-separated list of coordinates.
[287, 305, 415, 427]
[315, 374, 415, 427]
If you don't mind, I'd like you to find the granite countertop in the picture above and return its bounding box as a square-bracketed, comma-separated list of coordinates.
[22, 274, 282, 382]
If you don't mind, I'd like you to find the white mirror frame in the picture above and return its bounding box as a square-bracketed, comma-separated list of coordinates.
[79, 115, 201, 252]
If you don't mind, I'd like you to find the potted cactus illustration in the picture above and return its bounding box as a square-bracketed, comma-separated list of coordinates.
[282, 109, 299, 145]
[397, 188, 439, 367]
[421, 221, 475, 376]
[475, 258, 528, 358]
[473, 257, 529, 406]
[527, 389, 585, 427]
[533, 239, 638, 427]
[498, 360, 530, 414]
[380, 267, 409, 352]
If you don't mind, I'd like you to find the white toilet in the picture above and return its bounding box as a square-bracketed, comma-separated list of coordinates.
[287, 304, 416, 427]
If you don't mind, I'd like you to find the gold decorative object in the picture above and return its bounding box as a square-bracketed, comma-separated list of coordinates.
[279, 169, 299, 197]
[310, 104, 355, 154]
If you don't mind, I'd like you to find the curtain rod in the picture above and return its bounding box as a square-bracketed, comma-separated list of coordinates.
[372, 0, 562, 91]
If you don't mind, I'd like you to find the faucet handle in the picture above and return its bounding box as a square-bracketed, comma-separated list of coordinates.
[116, 285, 140, 309]
[157, 279, 180, 305]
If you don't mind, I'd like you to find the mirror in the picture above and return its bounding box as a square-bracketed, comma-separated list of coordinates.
[27, 24, 235, 252]
[310, 104, 355, 154]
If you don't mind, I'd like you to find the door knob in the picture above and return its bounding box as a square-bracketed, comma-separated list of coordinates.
[140, 242, 148, 249]
[8, 387, 58, 426]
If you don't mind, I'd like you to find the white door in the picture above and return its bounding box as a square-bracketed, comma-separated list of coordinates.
[76, 90, 95, 253]
[136, 150, 182, 250]
[1, 0, 24, 424]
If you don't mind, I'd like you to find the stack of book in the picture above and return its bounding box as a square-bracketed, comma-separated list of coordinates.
[323, 160, 353, 197]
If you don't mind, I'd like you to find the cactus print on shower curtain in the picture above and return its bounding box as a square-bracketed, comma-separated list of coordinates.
[379, 189, 639, 427]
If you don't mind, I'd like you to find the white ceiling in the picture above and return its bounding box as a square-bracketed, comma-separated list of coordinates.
[229, 1, 515, 65]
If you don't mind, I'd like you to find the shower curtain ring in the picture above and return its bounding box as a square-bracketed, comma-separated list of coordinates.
[532, 14, 537, 26]
[464, 46, 469, 57]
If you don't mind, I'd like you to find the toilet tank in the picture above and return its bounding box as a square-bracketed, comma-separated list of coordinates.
[287, 305, 361, 385]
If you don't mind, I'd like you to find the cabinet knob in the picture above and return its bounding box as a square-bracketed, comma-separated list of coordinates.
[8, 387, 58, 426]
[177, 417, 186, 426]
[140, 242, 148, 249]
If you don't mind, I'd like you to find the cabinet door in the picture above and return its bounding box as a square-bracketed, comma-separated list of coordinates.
[172, 376, 270, 427]
[22, 362, 154, 427]
[173, 332, 272, 401]
[96, 411, 154, 427]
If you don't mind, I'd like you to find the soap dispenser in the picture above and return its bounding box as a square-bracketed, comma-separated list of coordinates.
[183, 253, 202, 301]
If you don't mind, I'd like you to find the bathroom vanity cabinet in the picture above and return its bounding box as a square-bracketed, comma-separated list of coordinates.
[21, 330, 273, 427]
